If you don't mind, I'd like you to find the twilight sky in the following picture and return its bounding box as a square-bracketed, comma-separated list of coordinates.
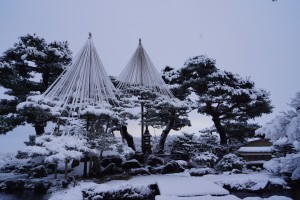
[0, 0, 299, 151]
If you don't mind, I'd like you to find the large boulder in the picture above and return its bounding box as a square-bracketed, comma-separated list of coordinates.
[71, 159, 80, 168]
[161, 161, 185, 174]
[101, 163, 121, 176]
[129, 168, 151, 176]
[146, 155, 164, 167]
[189, 168, 217, 176]
[34, 181, 51, 194]
[5, 180, 25, 192]
[122, 159, 142, 170]
[30, 165, 48, 178]
[129, 153, 145, 164]
[101, 155, 123, 168]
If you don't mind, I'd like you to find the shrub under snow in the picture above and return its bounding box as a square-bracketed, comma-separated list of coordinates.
[192, 151, 218, 167]
[264, 153, 300, 180]
[215, 153, 246, 172]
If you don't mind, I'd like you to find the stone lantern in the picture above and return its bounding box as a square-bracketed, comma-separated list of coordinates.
[142, 126, 152, 154]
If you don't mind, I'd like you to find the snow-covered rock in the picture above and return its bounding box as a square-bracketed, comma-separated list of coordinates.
[121, 159, 142, 170]
[146, 155, 165, 167]
[161, 161, 185, 174]
[189, 168, 217, 176]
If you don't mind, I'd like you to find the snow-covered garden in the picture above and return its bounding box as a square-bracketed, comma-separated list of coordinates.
[0, 29, 299, 200]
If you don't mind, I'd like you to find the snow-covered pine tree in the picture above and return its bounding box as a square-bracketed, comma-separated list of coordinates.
[0, 34, 72, 135]
[145, 66, 194, 152]
[173, 55, 273, 145]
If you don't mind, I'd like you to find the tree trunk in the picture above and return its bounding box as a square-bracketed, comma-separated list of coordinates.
[99, 151, 103, 177]
[121, 125, 136, 151]
[83, 156, 88, 177]
[64, 159, 68, 179]
[54, 162, 58, 179]
[158, 113, 176, 152]
[34, 123, 45, 136]
[42, 68, 50, 92]
[212, 117, 227, 145]
[89, 155, 93, 177]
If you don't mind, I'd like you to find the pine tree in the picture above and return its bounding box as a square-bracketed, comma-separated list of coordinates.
[174, 55, 273, 145]
[0, 34, 72, 135]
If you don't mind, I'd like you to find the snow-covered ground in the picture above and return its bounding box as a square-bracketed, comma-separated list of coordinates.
[48, 171, 291, 200]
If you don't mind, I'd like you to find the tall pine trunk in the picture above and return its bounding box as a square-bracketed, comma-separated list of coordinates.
[212, 117, 227, 145]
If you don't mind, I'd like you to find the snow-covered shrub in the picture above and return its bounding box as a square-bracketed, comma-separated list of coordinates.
[215, 153, 246, 172]
[82, 184, 155, 200]
[169, 132, 201, 154]
[192, 151, 218, 167]
[264, 153, 300, 180]
[256, 91, 300, 181]
[272, 137, 297, 157]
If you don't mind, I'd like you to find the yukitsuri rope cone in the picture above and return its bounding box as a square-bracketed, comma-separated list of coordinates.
[43, 33, 117, 118]
[117, 39, 174, 152]
[117, 39, 174, 99]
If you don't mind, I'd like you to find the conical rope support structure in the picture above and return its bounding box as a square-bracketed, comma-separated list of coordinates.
[117, 39, 174, 99]
[116, 39, 175, 151]
[43, 35, 117, 118]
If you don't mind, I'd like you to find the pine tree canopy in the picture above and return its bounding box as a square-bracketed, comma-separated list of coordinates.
[168, 55, 273, 145]
[0, 34, 72, 134]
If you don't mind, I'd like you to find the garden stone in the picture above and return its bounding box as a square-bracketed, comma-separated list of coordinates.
[161, 161, 185, 174]
[122, 159, 142, 170]
[189, 168, 217, 176]
[34, 181, 51, 194]
[71, 159, 80, 168]
[101, 155, 123, 168]
[5, 180, 25, 192]
[30, 165, 48, 178]
[102, 163, 120, 176]
[129, 153, 145, 164]
[129, 168, 151, 176]
[146, 155, 164, 167]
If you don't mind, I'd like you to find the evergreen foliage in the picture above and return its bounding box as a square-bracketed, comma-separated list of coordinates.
[169, 55, 273, 145]
[215, 153, 246, 172]
[257, 91, 300, 181]
[170, 132, 200, 154]
[0, 34, 72, 134]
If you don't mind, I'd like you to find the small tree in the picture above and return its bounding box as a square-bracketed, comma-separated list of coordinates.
[169, 132, 200, 154]
[148, 66, 194, 152]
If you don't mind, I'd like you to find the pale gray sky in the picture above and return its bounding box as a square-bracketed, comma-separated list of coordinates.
[0, 0, 300, 151]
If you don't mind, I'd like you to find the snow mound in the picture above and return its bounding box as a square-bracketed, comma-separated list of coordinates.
[157, 176, 229, 196]
[156, 195, 241, 200]
[243, 196, 292, 200]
